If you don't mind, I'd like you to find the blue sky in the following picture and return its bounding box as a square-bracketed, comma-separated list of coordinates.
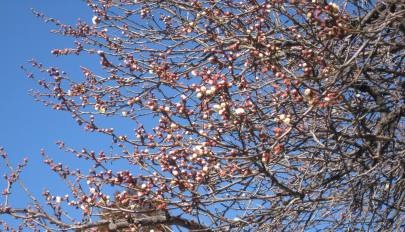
[0, 0, 115, 221]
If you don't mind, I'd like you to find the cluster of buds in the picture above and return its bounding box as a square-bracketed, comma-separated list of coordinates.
[196, 85, 217, 98]
[276, 114, 291, 125]
[123, 56, 140, 71]
[261, 152, 271, 163]
[299, 63, 312, 77]
[192, 145, 205, 156]
[320, 66, 334, 78]
[213, 102, 229, 119]
[51, 48, 79, 56]
[94, 104, 106, 114]
[326, 2, 340, 14]
[127, 96, 141, 106]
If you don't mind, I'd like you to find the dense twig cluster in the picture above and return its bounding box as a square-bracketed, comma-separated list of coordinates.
[1, 0, 405, 231]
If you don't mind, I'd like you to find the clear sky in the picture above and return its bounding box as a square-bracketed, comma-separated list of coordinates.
[0, 0, 115, 224]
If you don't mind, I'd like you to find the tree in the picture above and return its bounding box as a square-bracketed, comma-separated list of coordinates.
[1, 0, 404, 231]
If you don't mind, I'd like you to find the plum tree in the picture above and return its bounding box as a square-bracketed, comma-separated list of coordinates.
[1, 0, 405, 231]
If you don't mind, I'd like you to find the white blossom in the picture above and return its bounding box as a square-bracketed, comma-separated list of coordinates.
[234, 108, 245, 115]
[92, 16, 100, 25]
[304, 88, 312, 96]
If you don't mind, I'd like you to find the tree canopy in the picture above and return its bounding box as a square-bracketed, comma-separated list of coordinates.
[1, 0, 405, 231]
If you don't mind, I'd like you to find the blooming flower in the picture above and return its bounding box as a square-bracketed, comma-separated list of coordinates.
[304, 88, 311, 96]
[92, 16, 100, 25]
[234, 108, 245, 115]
